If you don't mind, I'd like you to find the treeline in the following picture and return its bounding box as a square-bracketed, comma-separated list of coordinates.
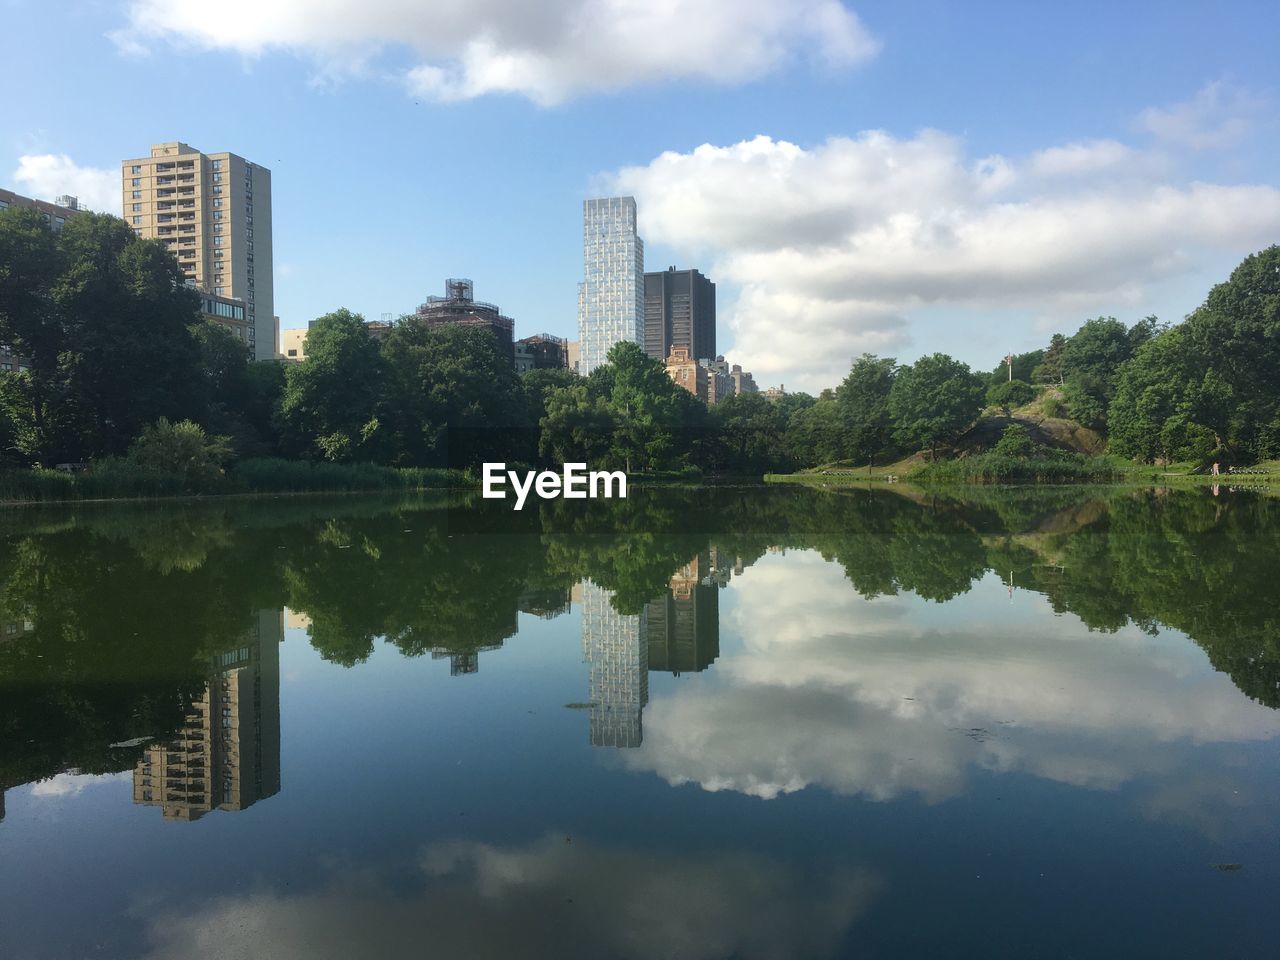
[3, 206, 1276, 486]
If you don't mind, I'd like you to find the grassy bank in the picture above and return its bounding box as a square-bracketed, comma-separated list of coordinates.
[0, 458, 468, 504]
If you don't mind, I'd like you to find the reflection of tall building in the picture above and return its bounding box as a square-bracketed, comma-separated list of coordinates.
[133, 609, 282, 821]
[430, 643, 503, 676]
[646, 553, 720, 675]
[581, 581, 648, 748]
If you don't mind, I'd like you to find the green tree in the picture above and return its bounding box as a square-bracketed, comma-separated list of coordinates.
[381, 320, 528, 468]
[835, 354, 897, 467]
[1032, 333, 1068, 385]
[713, 392, 791, 474]
[986, 379, 1036, 415]
[279, 310, 387, 462]
[0, 209, 203, 462]
[1061, 317, 1132, 429]
[127, 417, 232, 492]
[887, 353, 985, 459]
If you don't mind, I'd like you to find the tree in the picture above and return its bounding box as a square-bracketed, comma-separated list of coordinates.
[1033, 334, 1068, 385]
[0, 209, 203, 462]
[787, 399, 845, 466]
[1061, 317, 1132, 429]
[279, 310, 387, 462]
[986, 379, 1036, 415]
[714, 392, 791, 474]
[126, 417, 232, 491]
[835, 354, 896, 467]
[887, 353, 985, 459]
[381, 320, 528, 468]
[989, 349, 1044, 385]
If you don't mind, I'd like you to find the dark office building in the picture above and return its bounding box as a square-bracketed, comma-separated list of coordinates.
[415, 278, 516, 363]
[643, 267, 716, 362]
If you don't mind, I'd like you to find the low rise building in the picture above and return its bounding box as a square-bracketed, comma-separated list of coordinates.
[0, 188, 83, 230]
[514, 334, 569, 373]
[665, 346, 708, 401]
[415, 278, 515, 363]
[762, 385, 787, 402]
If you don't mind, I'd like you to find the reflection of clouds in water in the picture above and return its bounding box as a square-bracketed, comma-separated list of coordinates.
[29, 771, 130, 798]
[139, 835, 879, 960]
[625, 552, 1280, 803]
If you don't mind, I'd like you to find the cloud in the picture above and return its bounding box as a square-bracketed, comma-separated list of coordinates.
[621, 552, 1280, 805]
[113, 0, 880, 106]
[1138, 81, 1265, 150]
[13, 154, 121, 215]
[137, 835, 880, 960]
[610, 127, 1280, 390]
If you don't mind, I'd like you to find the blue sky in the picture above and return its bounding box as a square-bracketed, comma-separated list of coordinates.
[4, 0, 1278, 390]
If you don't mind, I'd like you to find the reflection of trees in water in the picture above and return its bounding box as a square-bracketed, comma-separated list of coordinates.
[2, 485, 1277, 806]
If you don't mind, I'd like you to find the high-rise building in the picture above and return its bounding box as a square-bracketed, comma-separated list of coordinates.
[699, 357, 733, 404]
[644, 267, 716, 363]
[415, 278, 515, 364]
[578, 197, 644, 376]
[133, 609, 282, 821]
[580, 581, 648, 748]
[122, 142, 274, 359]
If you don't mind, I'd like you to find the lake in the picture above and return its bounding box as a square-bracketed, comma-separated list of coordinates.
[1, 485, 1278, 958]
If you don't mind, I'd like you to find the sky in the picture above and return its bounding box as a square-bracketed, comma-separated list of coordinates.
[3, 0, 1278, 391]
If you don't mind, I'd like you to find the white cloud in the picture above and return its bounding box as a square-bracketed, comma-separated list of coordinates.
[611, 128, 1280, 390]
[13, 154, 121, 215]
[114, 0, 880, 106]
[621, 552, 1280, 804]
[137, 835, 880, 960]
[1138, 81, 1265, 150]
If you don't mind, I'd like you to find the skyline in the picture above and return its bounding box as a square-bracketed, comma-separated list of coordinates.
[2, 1, 1277, 390]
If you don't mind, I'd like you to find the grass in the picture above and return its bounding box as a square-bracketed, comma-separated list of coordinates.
[0, 458, 469, 504]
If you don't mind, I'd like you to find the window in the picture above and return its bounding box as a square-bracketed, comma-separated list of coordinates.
[212, 159, 222, 170]
[132, 203, 142, 212]
[215, 286, 225, 296]
[215, 250, 224, 259]
[213, 224, 222, 234]
[213, 186, 222, 195]
[213, 236, 223, 246]
[132, 190, 142, 199]
[132, 216, 141, 225]
[212, 173, 222, 182]
[132, 178, 141, 187]
[214, 212, 222, 220]
[132, 165, 141, 174]
[213, 198, 222, 208]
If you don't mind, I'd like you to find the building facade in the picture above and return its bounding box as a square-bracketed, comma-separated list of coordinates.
[731, 363, 759, 395]
[0, 188, 83, 229]
[514, 334, 569, 373]
[122, 142, 275, 360]
[578, 197, 644, 376]
[643, 267, 716, 363]
[415, 278, 515, 363]
[699, 356, 733, 404]
[665, 346, 708, 401]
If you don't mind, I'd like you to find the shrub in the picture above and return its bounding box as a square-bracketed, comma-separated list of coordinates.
[127, 418, 232, 493]
[986, 379, 1037, 414]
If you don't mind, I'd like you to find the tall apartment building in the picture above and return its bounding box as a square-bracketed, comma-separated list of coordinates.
[122, 142, 274, 359]
[643, 267, 716, 363]
[665, 346, 708, 401]
[578, 197, 644, 376]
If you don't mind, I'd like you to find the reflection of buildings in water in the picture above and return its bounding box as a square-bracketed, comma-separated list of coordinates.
[581, 581, 648, 748]
[1, 616, 35, 644]
[284, 608, 312, 631]
[430, 644, 503, 676]
[516, 586, 573, 621]
[133, 609, 283, 821]
[646, 551, 720, 675]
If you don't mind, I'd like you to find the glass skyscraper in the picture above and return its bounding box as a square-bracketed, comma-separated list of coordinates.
[578, 197, 644, 375]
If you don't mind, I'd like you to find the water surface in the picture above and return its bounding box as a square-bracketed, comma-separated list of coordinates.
[2, 486, 1278, 958]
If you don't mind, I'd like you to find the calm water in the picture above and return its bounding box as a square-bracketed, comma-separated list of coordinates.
[1, 486, 1278, 959]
